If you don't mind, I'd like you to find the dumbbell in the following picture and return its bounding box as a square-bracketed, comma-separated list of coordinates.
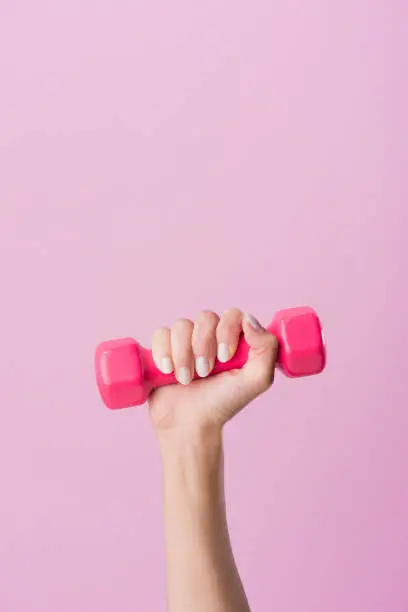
[95, 306, 326, 410]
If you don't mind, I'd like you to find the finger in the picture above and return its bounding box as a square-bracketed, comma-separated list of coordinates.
[240, 313, 279, 393]
[171, 318, 195, 385]
[192, 310, 220, 377]
[152, 327, 173, 374]
[216, 308, 243, 363]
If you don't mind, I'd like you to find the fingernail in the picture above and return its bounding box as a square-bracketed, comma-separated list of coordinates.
[161, 356, 174, 374]
[177, 366, 192, 385]
[245, 313, 264, 331]
[195, 356, 210, 378]
[217, 343, 230, 363]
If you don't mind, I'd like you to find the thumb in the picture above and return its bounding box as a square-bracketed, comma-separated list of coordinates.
[205, 313, 279, 425]
[237, 313, 279, 396]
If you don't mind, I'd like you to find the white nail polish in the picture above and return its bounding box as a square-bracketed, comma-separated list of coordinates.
[217, 343, 230, 363]
[161, 356, 173, 374]
[196, 356, 210, 378]
[245, 313, 263, 330]
[178, 367, 192, 385]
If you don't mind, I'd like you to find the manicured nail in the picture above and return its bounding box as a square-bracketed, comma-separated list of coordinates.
[196, 356, 210, 378]
[217, 343, 230, 363]
[161, 356, 174, 374]
[245, 313, 264, 331]
[177, 366, 192, 385]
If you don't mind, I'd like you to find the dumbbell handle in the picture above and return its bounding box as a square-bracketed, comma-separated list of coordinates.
[95, 307, 326, 409]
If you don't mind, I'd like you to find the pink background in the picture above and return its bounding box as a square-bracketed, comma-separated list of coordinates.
[1, 1, 407, 610]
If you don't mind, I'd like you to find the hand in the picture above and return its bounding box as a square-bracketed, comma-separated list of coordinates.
[148, 308, 278, 438]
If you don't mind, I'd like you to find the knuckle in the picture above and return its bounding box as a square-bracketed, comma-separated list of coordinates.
[196, 310, 219, 328]
[152, 327, 170, 348]
[193, 317, 218, 354]
[172, 317, 193, 331]
[222, 307, 242, 321]
[217, 320, 238, 338]
[153, 326, 170, 337]
[171, 320, 194, 360]
[218, 308, 242, 337]
[194, 311, 218, 335]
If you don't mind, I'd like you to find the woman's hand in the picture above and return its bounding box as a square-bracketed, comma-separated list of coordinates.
[149, 308, 278, 611]
[149, 308, 278, 437]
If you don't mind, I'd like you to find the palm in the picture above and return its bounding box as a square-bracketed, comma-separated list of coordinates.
[149, 369, 245, 431]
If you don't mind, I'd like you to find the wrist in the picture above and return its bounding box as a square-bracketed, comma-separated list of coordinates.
[156, 421, 223, 459]
[158, 424, 224, 498]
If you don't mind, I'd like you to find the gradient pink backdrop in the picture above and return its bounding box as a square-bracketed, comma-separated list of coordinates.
[1, 2, 407, 611]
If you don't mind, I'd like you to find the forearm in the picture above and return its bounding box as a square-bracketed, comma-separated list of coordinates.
[159, 427, 251, 612]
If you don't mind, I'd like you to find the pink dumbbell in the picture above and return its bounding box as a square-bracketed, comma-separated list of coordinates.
[95, 306, 326, 410]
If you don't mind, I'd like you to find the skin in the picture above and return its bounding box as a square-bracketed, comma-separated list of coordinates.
[148, 308, 278, 612]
